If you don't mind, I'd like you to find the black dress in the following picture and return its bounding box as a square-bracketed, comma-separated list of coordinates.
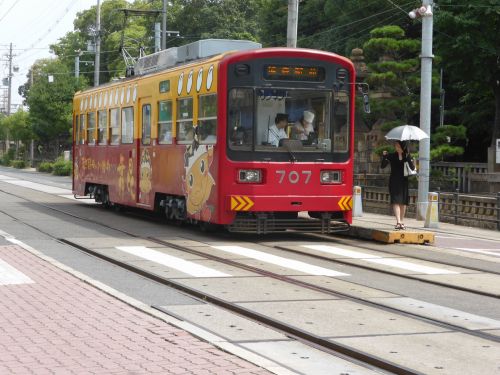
[381, 153, 415, 205]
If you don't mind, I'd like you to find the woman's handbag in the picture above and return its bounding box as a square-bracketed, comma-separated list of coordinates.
[404, 161, 417, 176]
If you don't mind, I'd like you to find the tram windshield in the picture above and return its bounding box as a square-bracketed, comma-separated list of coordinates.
[228, 87, 349, 161]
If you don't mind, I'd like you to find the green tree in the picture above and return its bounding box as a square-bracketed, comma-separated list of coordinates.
[51, 0, 135, 85]
[1, 110, 32, 160]
[258, 0, 417, 54]
[362, 25, 422, 131]
[435, 0, 500, 161]
[430, 124, 467, 161]
[21, 59, 84, 157]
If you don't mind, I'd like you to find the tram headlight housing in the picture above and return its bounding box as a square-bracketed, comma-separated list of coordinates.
[238, 169, 262, 183]
[320, 170, 342, 184]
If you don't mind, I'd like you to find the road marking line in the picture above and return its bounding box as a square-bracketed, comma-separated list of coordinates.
[454, 248, 500, 257]
[303, 245, 459, 275]
[1, 178, 71, 194]
[0, 175, 96, 204]
[115, 246, 231, 278]
[366, 258, 459, 274]
[0, 258, 34, 285]
[211, 245, 349, 277]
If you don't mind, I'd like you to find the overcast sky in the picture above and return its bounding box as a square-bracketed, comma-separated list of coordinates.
[0, 0, 96, 111]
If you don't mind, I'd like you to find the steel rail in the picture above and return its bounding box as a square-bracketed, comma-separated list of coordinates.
[59, 238, 418, 375]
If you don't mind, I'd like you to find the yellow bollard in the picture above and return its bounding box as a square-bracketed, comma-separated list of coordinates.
[424, 192, 439, 228]
[353, 185, 363, 217]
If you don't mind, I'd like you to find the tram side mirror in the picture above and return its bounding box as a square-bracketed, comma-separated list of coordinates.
[363, 93, 370, 114]
[356, 83, 371, 114]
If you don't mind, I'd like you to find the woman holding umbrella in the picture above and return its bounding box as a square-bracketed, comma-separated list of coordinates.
[381, 141, 416, 230]
[381, 125, 427, 230]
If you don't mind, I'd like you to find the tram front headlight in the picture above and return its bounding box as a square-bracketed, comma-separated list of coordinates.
[238, 169, 262, 183]
[320, 170, 342, 184]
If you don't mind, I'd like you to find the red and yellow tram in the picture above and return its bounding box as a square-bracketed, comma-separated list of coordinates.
[72, 39, 355, 233]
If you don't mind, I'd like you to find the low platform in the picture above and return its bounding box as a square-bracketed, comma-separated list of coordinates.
[371, 228, 434, 244]
[345, 220, 435, 244]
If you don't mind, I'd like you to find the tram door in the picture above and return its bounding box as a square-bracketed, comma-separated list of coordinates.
[138, 98, 153, 206]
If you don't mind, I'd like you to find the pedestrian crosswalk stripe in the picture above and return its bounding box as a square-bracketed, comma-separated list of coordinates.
[211, 245, 349, 277]
[115, 246, 231, 278]
[303, 245, 459, 275]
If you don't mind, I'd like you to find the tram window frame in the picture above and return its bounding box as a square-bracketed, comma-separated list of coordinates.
[142, 104, 151, 145]
[109, 108, 120, 145]
[198, 94, 217, 144]
[332, 90, 349, 153]
[98, 109, 108, 145]
[87, 112, 96, 145]
[158, 100, 173, 145]
[227, 88, 254, 151]
[78, 114, 86, 145]
[121, 107, 134, 144]
[176, 97, 194, 144]
[74, 115, 79, 143]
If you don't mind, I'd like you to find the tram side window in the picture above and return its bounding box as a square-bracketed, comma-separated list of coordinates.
[176, 97, 193, 144]
[87, 112, 96, 145]
[333, 90, 349, 153]
[158, 100, 172, 144]
[110, 108, 120, 145]
[98, 110, 108, 145]
[142, 104, 151, 145]
[78, 114, 86, 144]
[228, 88, 254, 150]
[198, 94, 217, 144]
[121, 107, 134, 144]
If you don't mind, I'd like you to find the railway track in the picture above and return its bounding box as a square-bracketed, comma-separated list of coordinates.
[1, 186, 500, 373]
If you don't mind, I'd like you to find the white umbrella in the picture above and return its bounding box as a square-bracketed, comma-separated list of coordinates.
[385, 125, 429, 141]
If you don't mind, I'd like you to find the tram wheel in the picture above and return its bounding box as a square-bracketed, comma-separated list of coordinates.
[199, 222, 221, 233]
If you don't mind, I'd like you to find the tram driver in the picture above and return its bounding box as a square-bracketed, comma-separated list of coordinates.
[267, 113, 289, 147]
[294, 110, 315, 141]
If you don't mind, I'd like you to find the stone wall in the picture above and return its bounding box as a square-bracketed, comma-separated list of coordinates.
[360, 186, 499, 230]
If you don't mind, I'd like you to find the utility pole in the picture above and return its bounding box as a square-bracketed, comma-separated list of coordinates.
[94, 0, 101, 86]
[287, 0, 299, 48]
[439, 68, 445, 127]
[75, 51, 80, 79]
[30, 69, 34, 166]
[155, 23, 161, 52]
[161, 0, 167, 50]
[411, 0, 434, 220]
[5, 42, 13, 151]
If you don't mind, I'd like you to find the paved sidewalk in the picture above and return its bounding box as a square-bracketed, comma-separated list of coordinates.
[352, 212, 500, 242]
[0, 245, 271, 375]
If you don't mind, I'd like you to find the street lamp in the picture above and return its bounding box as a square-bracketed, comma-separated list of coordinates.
[409, 1, 434, 222]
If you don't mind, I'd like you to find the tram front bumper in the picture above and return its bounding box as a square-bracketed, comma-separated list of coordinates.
[226, 195, 353, 213]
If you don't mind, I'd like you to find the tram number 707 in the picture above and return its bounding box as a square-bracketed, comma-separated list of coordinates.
[276, 170, 312, 184]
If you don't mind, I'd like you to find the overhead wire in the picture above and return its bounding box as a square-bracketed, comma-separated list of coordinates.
[0, 0, 21, 23]
[297, 1, 414, 45]
[16, 0, 79, 63]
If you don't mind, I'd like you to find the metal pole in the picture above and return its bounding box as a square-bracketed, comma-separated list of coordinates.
[30, 69, 34, 167]
[6, 42, 13, 151]
[287, 0, 299, 48]
[94, 0, 101, 86]
[75, 53, 80, 79]
[439, 68, 445, 127]
[161, 0, 167, 50]
[155, 23, 161, 52]
[416, 0, 434, 220]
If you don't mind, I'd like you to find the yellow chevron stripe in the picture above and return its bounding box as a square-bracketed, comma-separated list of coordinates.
[235, 196, 246, 211]
[231, 197, 238, 210]
[242, 196, 254, 211]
